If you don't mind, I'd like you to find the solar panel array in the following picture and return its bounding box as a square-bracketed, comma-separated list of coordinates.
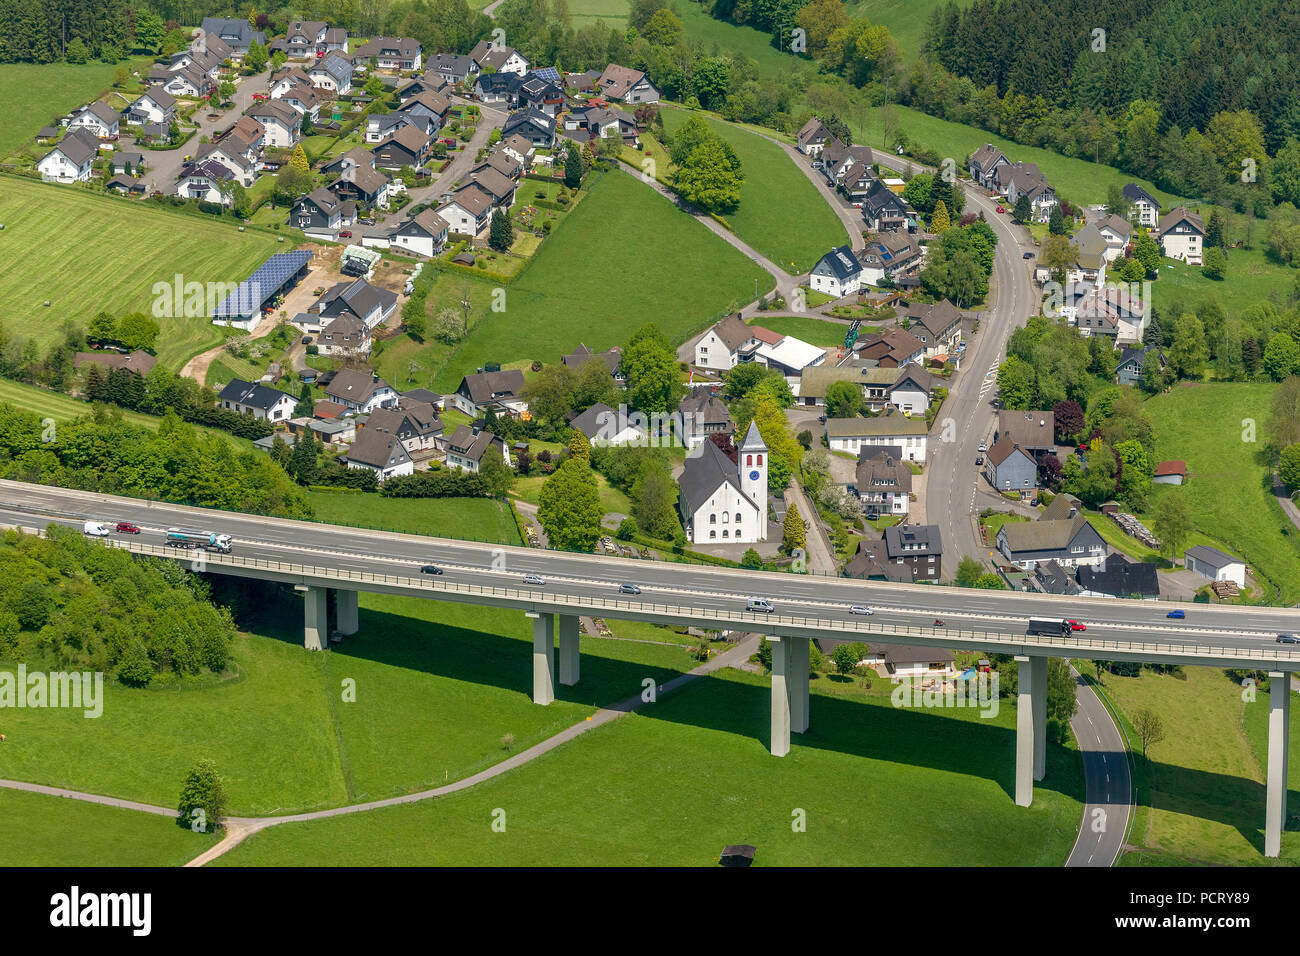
[212, 249, 312, 318]
[532, 67, 561, 85]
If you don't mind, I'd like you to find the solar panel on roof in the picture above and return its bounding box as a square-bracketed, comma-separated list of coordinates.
[533, 67, 561, 84]
[212, 249, 312, 319]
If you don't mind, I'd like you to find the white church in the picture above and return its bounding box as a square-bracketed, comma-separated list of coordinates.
[678, 421, 769, 544]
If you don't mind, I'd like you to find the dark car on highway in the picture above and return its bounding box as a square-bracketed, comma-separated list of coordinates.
[1167, 609, 1185, 619]
[421, 565, 443, 575]
[1278, 634, 1298, 644]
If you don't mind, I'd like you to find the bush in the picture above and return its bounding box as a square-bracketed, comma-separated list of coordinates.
[616, 517, 637, 540]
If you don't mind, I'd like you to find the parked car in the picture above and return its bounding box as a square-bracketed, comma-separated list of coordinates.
[1277, 634, 1298, 644]
[301, 336, 312, 345]
[522, 574, 545, 586]
[978, 442, 987, 452]
[252, 93, 267, 100]
[114, 522, 141, 534]
[618, 583, 642, 595]
[1066, 620, 1086, 631]
[975, 455, 984, 465]
[338, 230, 353, 238]
[996, 205, 1006, 213]
[421, 565, 443, 575]
[1023, 251, 1034, 259]
[849, 605, 874, 615]
[1167, 609, 1185, 619]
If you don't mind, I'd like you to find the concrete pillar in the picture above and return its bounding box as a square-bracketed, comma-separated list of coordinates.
[336, 589, 359, 637]
[789, 637, 810, 734]
[1014, 654, 1042, 807]
[530, 612, 554, 705]
[302, 585, 328, 651]
[558, 614, 580, 687]
[1266, 671, 1290, 858]
[770, 636, 791, 757]
[1032, 653, 1048, 781]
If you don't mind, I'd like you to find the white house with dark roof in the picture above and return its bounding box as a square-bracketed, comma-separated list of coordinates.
[1158, 206, 1205, 265]
[694, 313, 758, 371]
[1184, 545, 1246, 588]
[247, 99, 302, 147]
[199, 17, 266, 57]
[445, 425, 508, 473]
[679, 422, 768, 545]
[1095, 214, 1133, 263]
[430, 53, 477, 84]
[797, 117, 829, 156]
[968, 143, 1010, 190]
[290, 186, 350, 234]
[69, 101, 120, 139]
[900, 299, 962, 358]
[453, 369, 528, 417]
[858, 233, 923, 286]
[388, 208, 449, 258]
[309, 53, 353, 93]
[355, 36, 422, 72]
[176, 159, 235, 204]
[37, 129, 97, 182]
[127, 89, 176, 125]
[345, 426, 414, 482]
[470, 39, 530, 75]
[314, 277, 398, 330]
[502, 107, 555, 148]
[324, 369, 398, 413]
[596, 63, 659, 103]
[218, 379, 297, 421]
[862, 179, 912, 233]
[437, 185, 493, 236]
[1123, 183, 1161, 228]
[568, 402, 647, 446]
[810, 245, 864, 298]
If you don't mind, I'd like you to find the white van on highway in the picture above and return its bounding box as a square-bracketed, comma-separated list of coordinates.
[746, 598, 775, 613]
[82, 520, 110, 537]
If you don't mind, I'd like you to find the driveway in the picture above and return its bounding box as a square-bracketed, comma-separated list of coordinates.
[397, 100, 506, 215]
[129, 71, 271, 193]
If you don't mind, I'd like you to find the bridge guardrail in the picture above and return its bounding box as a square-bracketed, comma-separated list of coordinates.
[85, 537, 1300, 668]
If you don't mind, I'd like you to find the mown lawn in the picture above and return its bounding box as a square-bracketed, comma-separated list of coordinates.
[660, 109, 848, 273]
[0, 60, 151, 160]
[302, 488, 523, 546]
[1143, 382, 1300, 605]
[1100, 666, 1298, 866]
[217, 665, 1084, 865]
[0, 787, 220, 866]
[0, 596, 695, 816]
[1150, 246, 1297, 316]
[847, 0, 973, 59]
[415, 170, 767, 391]
[0, 177, 281, 370]
[748, 313, 852, 347]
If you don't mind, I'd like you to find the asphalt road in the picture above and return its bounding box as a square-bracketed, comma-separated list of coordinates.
[4, 480, 1299, 666]
[1066, 666, 1132, 866]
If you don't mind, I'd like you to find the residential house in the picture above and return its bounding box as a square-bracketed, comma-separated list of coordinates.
[561, 343, 621, 374]
[826, 408, 929, 461]
[809, 245, 864, 298]
[445, 425, 507, 473]
[1158, 206, 1205, 265]
[678, 422, 767, 545]
[363, 403, 444, 455]
[862, 179, 913, 233]
[1095, 214, 1132, 263]
[388, 208, 449, 258]
[270, 69, 322, 120]
[74, 350, 157, 376]
[194, 141, 256, 186]
[176, 159, 235, 204]
[316, 315, 371, 356]
[1116, 345, 1165, 386]
[371, 125, 431, 169]
[596, 63, 659, 103]
[502, 107, 556, 148]
[398, 71, 450, 101]
[854, 447, 911, 517]
[324, 369, 398, 413]
[400, 89, 451, 129]
[677, 387, 732, 449]
[842, 535, 911, 582]
[474, 70, 521, 105]
[437, 184, 493, 236]
[430, 53, 477, 85]
[1183, 545, 1246, 588]
[125, 89, 176, 126]
[693, 313, 758, 371]
[563, 105, 636, 144]
[1076, 552, 1159, 599]
[217, 379, 297, 421]
[994, 409, 1057, 459]
[327, 160, 390, 209]
[569, 402, 647, 446]
[900, 299, 962, 358]
[855, 329, 927, 369]
[1123, 183, 1161, 228]
[498, 133, 534, 167]
[199, 17, 266, 57]
[467, 166, 516, 210]
[999, 162, 1056, 221]
[453, 368, 528, 417]
[1074, 284, 1146, 345]
[886, 365, 934, 415]
[470, 40, 530, 75]
[984, 439, 1038, 492]
[996, 494, 1106, 570]
[883, 523, 943, 581]
[247, 99, 302, 147]
[309, 54, 353, 93]
[315, 277, 398, 330]
[38, 129, 98, 182]
[796, 117, 829, 156]
[344, 426, 414, 482]
[290, 186, 351, 234]
[281, 20, 328, 58]
[355, 37, 422, 72]
[968, 143, 1010, 190]
[1066, 223, 1110, 288]
[858, 233, 923, 286]
[105, 173, 146, 195]
[69, 101, 119, 139]
[157, 63, 212, 98]
[473, 150, 522, 181]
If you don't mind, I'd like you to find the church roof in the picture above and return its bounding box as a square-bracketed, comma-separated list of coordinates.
[678, 439, 754, 518]
[738, 420, 766, 451]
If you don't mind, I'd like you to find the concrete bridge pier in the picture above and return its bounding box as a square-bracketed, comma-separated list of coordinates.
[529, 612, 555, 705]
[1265, 671, 1290, 858]
[769, 636, 811, 756]
[300, 585, 329, 651]
[1014, 654, 1047, 807]
[558, 614, 580, 686]
[336, 589, 359, 637]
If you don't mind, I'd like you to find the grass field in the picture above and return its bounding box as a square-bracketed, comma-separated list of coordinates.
[0, 177, 282, 370]
[1098, 666, 1298, 865]
[747, 313, 852, 347]
[302, 489, 523, 545]
[569, 0, 632, 28]
[1151, 246, 1297, 316]
[1143, 382, 1300, 605]
[0, 61, 150, 160]
[0, 596, 694, 815]
[0, 787, 220, 866]
[847, 0, 972, 59]
[217, 666, 1085, 865]
[659, 109, 848, 273]
[410, 170, 767, 391]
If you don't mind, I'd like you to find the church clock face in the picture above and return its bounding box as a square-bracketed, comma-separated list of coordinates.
[748, 470, 760, 481]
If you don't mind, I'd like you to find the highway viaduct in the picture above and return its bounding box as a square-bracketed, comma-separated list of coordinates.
[4, 479, 1300, 857]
